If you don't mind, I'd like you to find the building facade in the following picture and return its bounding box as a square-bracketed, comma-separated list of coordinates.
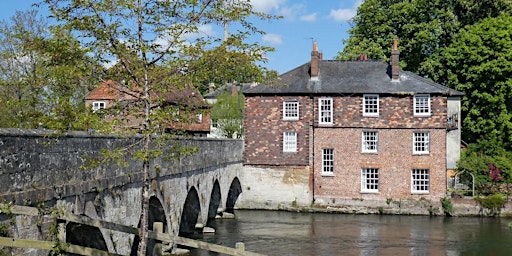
[241, 41, 463, 208]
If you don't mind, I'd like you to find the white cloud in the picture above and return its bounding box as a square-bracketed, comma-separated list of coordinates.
[251, 0, 286, 13]
[300, 13, 317, 22]
[327, 0, 363, 22]
[262, 33, 283, 45]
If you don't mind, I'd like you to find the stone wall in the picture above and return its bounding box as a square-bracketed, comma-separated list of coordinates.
[0, 128, 243, 205]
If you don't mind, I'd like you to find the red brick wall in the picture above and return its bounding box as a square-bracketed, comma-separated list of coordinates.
[317, 95, 447, 128]
[244, 94, 449, 200]
[313, 128, 447, 200]
[244, 95, 313, 165]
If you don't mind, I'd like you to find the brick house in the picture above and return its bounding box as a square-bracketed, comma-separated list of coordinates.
[241, 41, 463, 208]
[84, 80, 210, 136]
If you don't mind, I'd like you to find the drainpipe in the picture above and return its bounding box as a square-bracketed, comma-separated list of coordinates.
[310, 95, 315, 204]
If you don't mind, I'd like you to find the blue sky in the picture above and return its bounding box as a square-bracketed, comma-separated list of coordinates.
[0, 0, 362, 74]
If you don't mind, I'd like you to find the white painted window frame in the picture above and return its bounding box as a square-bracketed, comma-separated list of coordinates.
[363, 94, 379, 117]
[414, 94, 431, 117]
[361, 168, 379, 193]
[283, 101, 299, 120]
[283, 131, 297, 152]
[92, 101, 106, 111]
[362, 131, 378, 153]
[411, 169, 430, 194]
[413, 131, 430, 154]
[321, 148, 334, 176]
[319, 97, 333, 125]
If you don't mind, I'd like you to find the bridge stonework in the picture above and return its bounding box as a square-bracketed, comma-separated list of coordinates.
[0, 129, 243, 255]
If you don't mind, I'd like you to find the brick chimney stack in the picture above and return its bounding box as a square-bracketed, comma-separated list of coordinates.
[391, 39, 400, 81]
[310, 41, 322, 80]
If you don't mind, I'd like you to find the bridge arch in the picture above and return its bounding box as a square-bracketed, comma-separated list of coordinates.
[208, 180, 222, 220]
[179, 187, 201, 235]
[66, 222, 108, 254]
[130, 195, 169, 256]
[226, 177, 242, 213]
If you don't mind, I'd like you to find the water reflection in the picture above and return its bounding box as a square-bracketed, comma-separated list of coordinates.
[185, 210, 512, 256]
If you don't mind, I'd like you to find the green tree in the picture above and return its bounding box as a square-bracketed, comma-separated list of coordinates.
[337, 0, 512, 84]
[211, 90, 244, 138]
[42, 0, 276, 254]
[0, 10, 101, 130]
[444, 14, 512, 148]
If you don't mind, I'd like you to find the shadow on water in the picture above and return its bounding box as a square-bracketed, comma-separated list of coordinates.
[182, 210, 512, 256]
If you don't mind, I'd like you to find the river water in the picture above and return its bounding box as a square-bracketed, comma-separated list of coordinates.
[185, 210, 512, 256]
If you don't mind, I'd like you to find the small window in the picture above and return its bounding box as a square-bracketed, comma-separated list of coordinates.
[196, 113, 203, 123]
[361, 168, 379, 193]
[283, 101, 299, 120]
[414, 94, 430, 116]
[362, 131, 378, 153]
[322, 148, 334, 175]
[283, 131, 297, 152]
[319, 98, 333, 125]
[411, 169, 430, 193]
[363, 94, 379, 117]
[92, 101, 106, 111]
[413, 132, 430, 154]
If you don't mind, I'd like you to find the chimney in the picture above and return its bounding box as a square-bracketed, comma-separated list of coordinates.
[310, 41, 322, 80]
[358, 54, 368, 61]
[391, 39, 400, 81]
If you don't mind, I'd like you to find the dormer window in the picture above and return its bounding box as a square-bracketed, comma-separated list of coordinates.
[414, 94, 430, 116]
[92, 101, 106, 111]
[363, 94, 379, 117]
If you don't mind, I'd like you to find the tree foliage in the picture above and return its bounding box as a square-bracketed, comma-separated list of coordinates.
[444, 14, 512, 147]
[211, 90, 244, 138]
[0, 10, 101, 130]
[338, 0, 512, 83]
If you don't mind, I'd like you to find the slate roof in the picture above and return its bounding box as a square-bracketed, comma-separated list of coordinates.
[244, 60, 463, 96]
[204, 83, 255, 99]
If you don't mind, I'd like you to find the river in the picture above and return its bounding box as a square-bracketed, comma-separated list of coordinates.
[184, 210, 512, 256]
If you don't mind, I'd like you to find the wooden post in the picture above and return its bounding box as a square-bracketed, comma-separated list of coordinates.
[57, 221, 66, 242]
[235, 242, 245, 256]
[153, 222, 163, 256]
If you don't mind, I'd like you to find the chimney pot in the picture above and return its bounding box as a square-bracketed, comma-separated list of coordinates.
[310, 41, 321, 79]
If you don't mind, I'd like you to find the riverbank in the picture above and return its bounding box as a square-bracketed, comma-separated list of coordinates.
[238, 197, 512, 218]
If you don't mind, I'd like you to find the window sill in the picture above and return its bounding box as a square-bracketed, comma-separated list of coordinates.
[412, 153, 430, 156]
[363, 115, 379, 118]
[360, 190, 379, 194]
[411, 191, 429, 195]
[321, 173, 334, 177]
[361, 151, 378, 155]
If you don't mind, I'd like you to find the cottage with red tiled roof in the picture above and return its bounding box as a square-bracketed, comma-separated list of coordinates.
[238, 41, 463, 211]
[84, 80, 210, 136]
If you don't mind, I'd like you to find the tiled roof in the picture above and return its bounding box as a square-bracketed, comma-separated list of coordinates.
[85, 80, 208, 108]
[244, 60, 463, 96]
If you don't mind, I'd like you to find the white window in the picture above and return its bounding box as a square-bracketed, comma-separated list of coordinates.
[92, 101, 106, 111]
[283, 132, 297, 152]
[411, 169, 430, 193]
[196, 113, 203, 123]
[413, 132, 430, 154]
[362, 131, 378, 153]
[414, 94, 431, 116]
[322, 148, 334, 175]
[319, 98, 333, 125]
[283, 101, 299, 120]
[361, 168, 379, 192]
[363, 94, 379, 117]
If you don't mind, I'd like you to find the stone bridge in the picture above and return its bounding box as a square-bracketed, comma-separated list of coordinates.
[0, 128, 244, 255]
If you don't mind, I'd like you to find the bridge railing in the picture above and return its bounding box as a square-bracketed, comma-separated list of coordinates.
[0, 204, 265, 256]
